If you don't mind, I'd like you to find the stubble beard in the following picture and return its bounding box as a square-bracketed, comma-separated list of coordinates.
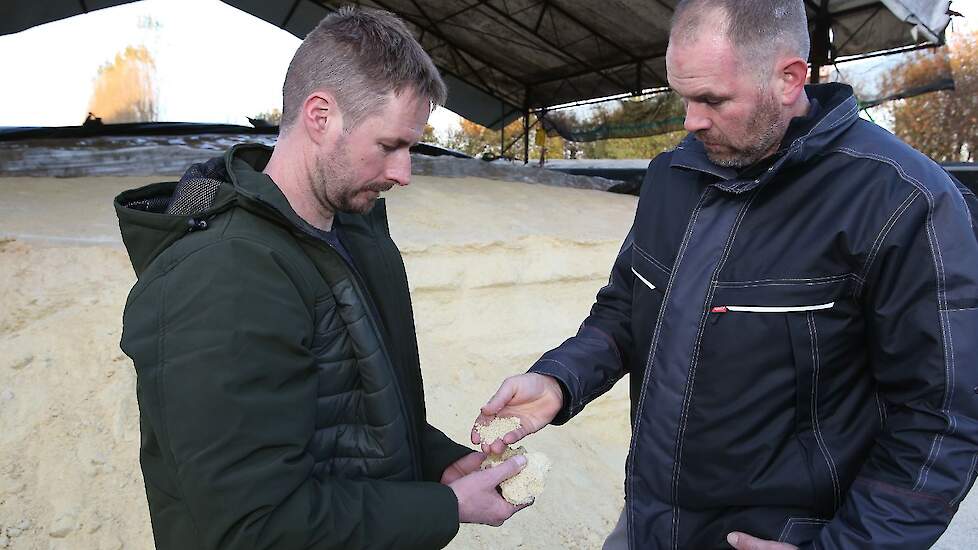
[312, 141, 376, 216]
[702, 89, 786, 169]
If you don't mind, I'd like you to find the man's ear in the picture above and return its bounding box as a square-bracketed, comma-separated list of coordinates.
[300, 91, 343, 145]
[778, 56, 809, 105]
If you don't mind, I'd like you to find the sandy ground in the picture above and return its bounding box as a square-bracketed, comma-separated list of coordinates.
[1, 175, 976, 549]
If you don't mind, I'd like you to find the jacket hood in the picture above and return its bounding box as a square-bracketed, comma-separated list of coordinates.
[114, 144, 280, 276]
[671, 82, 858, 193]
[115, 143, 391, 277]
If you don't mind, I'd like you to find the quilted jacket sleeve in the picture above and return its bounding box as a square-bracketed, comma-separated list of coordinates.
[122, 237, 459, 550]
[420, 423, 475, 481]
[807, 176, 978, 548]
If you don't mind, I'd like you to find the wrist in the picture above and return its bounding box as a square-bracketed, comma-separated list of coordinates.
[533, 373, 565, 408]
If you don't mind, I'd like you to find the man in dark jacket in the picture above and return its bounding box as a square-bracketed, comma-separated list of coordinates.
[115, 7, 526, 550]
[475, 1, 978, 548]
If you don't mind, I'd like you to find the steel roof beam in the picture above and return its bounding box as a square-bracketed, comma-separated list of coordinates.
[370, 0, 528, 87]
[479, 1, 634, 93]
[528, 45, 668, 87]
[543, 1, 638, 63]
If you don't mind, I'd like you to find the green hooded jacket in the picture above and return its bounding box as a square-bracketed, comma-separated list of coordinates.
[115, 144, 472, 549]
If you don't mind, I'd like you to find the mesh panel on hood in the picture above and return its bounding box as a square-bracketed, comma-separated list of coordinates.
[165, 156, 228, 216]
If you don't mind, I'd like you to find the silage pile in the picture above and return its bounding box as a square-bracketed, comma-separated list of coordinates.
[0, 173, 634, 549]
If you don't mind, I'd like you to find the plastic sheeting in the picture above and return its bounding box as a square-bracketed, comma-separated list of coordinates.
[0, 1, 958, 129]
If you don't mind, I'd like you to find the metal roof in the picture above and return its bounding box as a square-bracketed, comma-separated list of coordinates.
[1, 0, 954, 128]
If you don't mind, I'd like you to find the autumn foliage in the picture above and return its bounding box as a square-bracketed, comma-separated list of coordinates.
[88, 45, 158, 124]
[880, 30, 977, 162]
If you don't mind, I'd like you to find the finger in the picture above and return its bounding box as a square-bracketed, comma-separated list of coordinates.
[514, 500, 533, 511]
[726, 532, 751, 550]
[489, 438, 508, 456]
[471, 411, 496, 444]
[727, 532, 787, 550]
[491, 498, 520, 524]
[458, 451, 487, 472]
[484, 454, 527, 486]
[502, 426, 528, 445]
[482, 378, 519, 416]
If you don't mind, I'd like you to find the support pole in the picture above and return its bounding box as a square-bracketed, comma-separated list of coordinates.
[499, 101, 505, 155]
[810, 0, 831, 83]
[522, 86, 530, 165]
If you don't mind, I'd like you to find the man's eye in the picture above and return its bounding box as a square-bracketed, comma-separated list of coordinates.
[380, 143, 395, 153]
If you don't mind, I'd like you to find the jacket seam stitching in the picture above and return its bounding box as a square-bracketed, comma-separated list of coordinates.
[855, 190, 921, 296]
[536, 358, 583, 414]
[830, 147, 954, 494]
[950, 453, 978, 505]
[671, 189, 760, 549]
[804, 98, 858, 142]
[808, 312, 841, 510]
[627, 187, 712, 550]
[874, 390, 888, 428]
[778, 517, 831, 544]
[633, 243, 671, 276]
[715, 274, 857, 288]
[672, 162, 730, 180]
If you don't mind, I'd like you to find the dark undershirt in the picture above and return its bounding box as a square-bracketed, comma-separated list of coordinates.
[308, 224, 356, 271]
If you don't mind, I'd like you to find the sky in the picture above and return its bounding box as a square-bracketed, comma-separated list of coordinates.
[0, 0, 974, 134]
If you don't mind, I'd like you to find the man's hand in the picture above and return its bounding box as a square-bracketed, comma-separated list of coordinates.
[448, 454, 530, 526]
[440, 451, 486, 485]
[726, 532, 798, 550]
[471, 373, 564, 455]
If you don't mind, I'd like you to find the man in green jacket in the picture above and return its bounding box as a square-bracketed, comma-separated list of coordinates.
[115, 7, 526, 549]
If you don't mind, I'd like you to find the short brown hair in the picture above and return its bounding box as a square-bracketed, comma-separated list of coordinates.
[671, 0, 810, 76]
[280, 6, 447, 131]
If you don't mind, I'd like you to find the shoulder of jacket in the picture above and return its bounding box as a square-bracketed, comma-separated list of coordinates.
[821, 121, 957, 198]
[136, 208, 320, 302]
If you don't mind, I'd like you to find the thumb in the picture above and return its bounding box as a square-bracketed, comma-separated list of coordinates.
[484, 454, 527, 486]
[726, 532, 774, 550]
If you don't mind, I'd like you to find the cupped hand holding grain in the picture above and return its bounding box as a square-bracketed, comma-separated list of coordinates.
[472, 373, 564, 455]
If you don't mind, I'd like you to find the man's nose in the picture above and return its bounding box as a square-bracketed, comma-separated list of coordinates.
[387, 149, 411, 187]
[683, 103, 712, 133]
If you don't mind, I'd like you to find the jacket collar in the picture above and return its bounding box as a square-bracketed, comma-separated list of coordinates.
[224, 143, 390, 240]
[670, 83, 859, 194]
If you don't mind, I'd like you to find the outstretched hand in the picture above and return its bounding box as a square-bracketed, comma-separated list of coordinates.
[471, 373, 564, 455]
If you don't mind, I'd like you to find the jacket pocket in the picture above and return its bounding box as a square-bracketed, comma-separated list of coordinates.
[631, 245, 670, 295]
[680, 277, 856, 511]
[630, 246, 670, 345]
[785, 311, 842, 517]
[777, 517, 829, 546]
[629, 246, 670, 413]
